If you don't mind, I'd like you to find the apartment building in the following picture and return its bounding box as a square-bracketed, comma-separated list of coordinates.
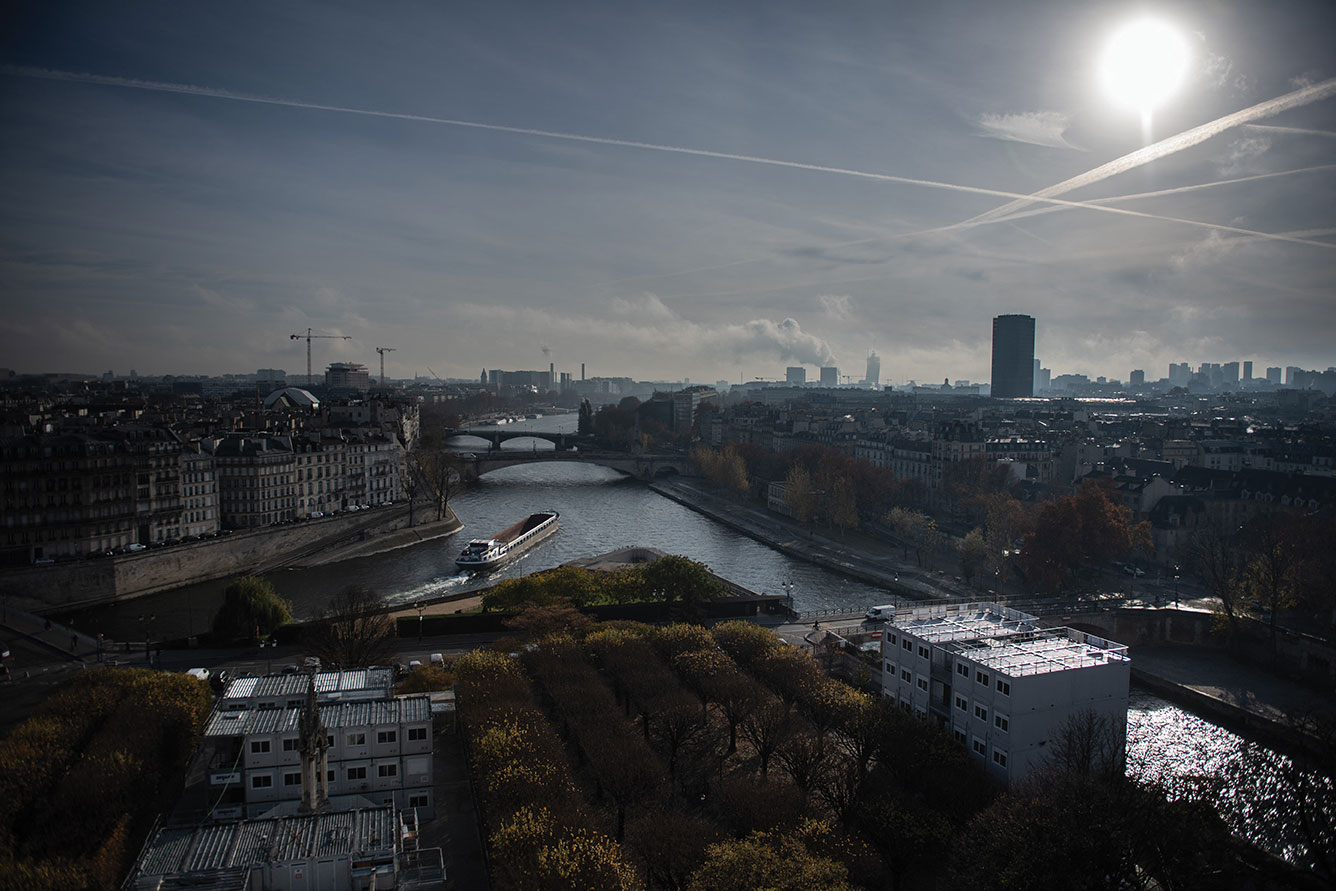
[179, 442, 219, 538]
[880, 602, 1130, 784]
[209, 434, 298, 528]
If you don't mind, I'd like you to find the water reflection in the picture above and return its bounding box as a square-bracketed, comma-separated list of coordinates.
[1127, 689, 1330, 868]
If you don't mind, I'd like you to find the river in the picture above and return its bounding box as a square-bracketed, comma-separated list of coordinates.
[59, 414, 1325, 869]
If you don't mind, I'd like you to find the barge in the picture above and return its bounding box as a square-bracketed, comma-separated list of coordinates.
[455, 510, 560, 571]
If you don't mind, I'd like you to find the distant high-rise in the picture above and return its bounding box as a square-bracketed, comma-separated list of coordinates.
[990, 314, 1035, 398]
[1243, 361, 1253, 381]
[819, 366, 838, 387]
[1266, 366, 1281, 384]
[1129, 370, 1145, 387]
[785, 366, 807, 385]
[864, 351, 880, 388]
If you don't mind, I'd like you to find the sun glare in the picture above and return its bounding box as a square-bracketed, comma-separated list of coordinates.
[1099, 18, 1190, 116]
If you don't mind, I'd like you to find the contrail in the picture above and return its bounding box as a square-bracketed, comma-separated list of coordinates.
[7, 65, 1334, 254]
[960, 77, 1336, 227]
[1245, 123, 1336, 139]
[612, 164, 1336, 285]
[980, 164, 1336, 228]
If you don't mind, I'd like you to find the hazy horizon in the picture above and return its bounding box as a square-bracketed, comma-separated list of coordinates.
[2, 1, 1333, 384]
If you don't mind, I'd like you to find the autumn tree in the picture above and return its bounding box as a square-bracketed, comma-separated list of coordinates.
[958, 527, 990, 585]
[783, 464, 817, 522]
[687, 828, 852, 891]
[1021, 480, 1151, 592]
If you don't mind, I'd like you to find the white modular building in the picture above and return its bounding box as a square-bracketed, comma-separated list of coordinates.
[880, 602, 1130, 784]
[203, 695, 434, 820]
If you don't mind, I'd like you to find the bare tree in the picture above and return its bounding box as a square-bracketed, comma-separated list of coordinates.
[307, 585, 396, 669]
[1184, 523, 1246, 645]
[1046, 709, 1125, 780]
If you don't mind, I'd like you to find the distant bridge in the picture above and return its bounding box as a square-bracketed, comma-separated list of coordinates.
[446, 428, 582, 450]
[464, 448, 693, 481]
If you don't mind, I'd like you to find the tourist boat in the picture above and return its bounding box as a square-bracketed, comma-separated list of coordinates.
[455, 511, 560, 571]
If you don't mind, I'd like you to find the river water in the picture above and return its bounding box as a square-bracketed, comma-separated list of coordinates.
[61, 414, 1324, 868]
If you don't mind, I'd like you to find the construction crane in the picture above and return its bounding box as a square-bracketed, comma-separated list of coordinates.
[289, 329, 351, 387]
[375, 347, 397, 387]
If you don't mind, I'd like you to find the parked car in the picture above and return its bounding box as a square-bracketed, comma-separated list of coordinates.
[865, 605, 895, 622]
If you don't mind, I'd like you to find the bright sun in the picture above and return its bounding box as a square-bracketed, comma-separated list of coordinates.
[1099, 18, 1190, 115]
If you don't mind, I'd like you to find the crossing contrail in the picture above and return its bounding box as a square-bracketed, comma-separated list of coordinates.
[5, 65, 1334, 252]
[1244, 123, 1336, 139]
[959, 77, 1336, 228]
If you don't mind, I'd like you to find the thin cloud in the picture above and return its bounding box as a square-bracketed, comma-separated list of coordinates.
[977, 111, 1082, 150]
[818, 294, 855, 321]
[6, 66, 1329, 254]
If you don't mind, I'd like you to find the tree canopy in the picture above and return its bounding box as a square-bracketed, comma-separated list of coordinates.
[211, 575, 292, 641]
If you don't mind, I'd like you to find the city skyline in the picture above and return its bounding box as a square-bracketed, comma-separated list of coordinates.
[2, 1, 1334, 384]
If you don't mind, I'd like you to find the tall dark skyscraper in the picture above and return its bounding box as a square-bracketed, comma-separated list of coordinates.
[991, 314, 1035, 398]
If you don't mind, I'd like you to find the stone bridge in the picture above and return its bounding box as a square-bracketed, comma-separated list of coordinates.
[465, 448, 693, 481]
[446, 428, 582, 450]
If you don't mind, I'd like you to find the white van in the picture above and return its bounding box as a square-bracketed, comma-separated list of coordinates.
[864, 605, 896, 622]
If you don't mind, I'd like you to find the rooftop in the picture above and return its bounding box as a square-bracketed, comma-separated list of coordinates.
[947, 628, 1130, 677]
[890, 602, 1041, 644]
[130, 806, 396, 885]
[205, 695, 431, 737]
[220, 668, 393, 704]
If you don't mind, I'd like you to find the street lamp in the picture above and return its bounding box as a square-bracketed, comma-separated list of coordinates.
[137, 614, 155, 668]
[416, 603, 425, 642]
[781, 580, 795, 615]
[1173, 565, 1181, 609]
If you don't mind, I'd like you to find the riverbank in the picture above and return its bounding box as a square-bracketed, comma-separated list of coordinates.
[650, 475, 1336, 756]
[288, 506, 462, 568]
[648, 476, 984, 602]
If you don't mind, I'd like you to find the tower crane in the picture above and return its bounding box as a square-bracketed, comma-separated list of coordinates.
[289, 329, 351, 387]
[375, 347, 397, 387]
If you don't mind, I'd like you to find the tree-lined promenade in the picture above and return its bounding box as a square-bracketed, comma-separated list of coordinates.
[454, 615, 1295, 891]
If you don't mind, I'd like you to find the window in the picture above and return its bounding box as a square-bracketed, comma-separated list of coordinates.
[974, 705, 988, 722]
[956, 663, 969, 678]
[346, 733, 366, 746]
[408, 727, 427, 742]
[902, 638, 912, 651]
[975, 670, 990, 686]
[283, 772, 302, 786]
[953, 728, 967, 744]
[377, 730, 397, 744]
[993, 750, 1008, 768]
[972, 739, 986, 756]
[900, 669, 912, 682]
[888, 633, 897, 645]
[954, 695, 967, 711]
[251, 774, 273, 789]
[287, 699, 302, 708]
[994, 714, 1009, 732]
[916, 677, 928, 692]
[250, 740, 270, 754]
[996, 679, 1011, 696]
[377, 764, 398, 778]
[917, 645, 929, 659]
[327, 735, 335, 749]
[409, 794, 429, 808]
[282, 738, 299, 752]
[347, 766, 367, 780]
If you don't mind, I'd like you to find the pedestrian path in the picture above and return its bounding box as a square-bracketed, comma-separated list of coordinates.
[0, 602, 108, 663]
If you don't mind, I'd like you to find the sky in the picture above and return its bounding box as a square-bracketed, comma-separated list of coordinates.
[1, 0, 1333, 386]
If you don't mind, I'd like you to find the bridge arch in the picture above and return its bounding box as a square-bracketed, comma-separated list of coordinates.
[466, 450, 692, 481]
